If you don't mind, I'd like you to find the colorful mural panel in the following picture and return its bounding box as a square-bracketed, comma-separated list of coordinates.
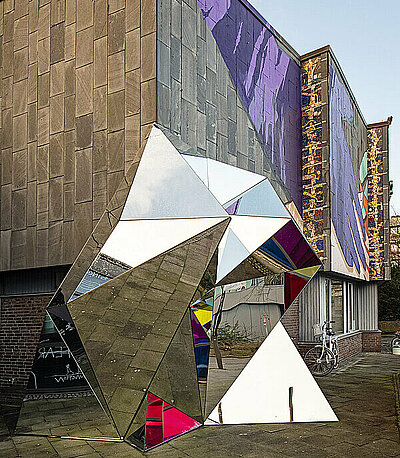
[301, 56, 325, 260]
[368, 127, 385, 280]
[329, 62, 369, 280]
[196, 0, 303, 212]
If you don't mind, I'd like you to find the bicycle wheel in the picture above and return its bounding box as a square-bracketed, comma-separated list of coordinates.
[304, 345, 335, 377]
[391, 337, 400, 348]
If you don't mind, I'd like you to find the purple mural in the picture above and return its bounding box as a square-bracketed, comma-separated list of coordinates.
[329, 64, 367, 275]
[196, 0, 302, 213]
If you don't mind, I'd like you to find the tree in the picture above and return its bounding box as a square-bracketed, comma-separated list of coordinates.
[379, 265, 400, 320]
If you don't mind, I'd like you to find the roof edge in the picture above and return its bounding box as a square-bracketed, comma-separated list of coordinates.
[367, 117, 393, 129]
[301, 45, 368, 127]
[238, 0, 301, 64]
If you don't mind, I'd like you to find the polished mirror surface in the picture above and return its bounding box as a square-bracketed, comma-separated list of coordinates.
[15, 313, 119, 438]
[182, 155, 265, 205]
[121, 128, 227, 220]
[216, 216, 290, 283]
[217, 228, 250, 284]
[224, 179, 290, 218]
[149, 309, 202, 423]
[69, 252, 131, 302]
[100, 217, 228, 272]
[66, 219, 229, 435]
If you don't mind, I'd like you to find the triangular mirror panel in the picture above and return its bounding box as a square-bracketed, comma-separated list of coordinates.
[69, 217, 227, 303]
[224, 179, 290, 218]
[66, 218, 229, 436]
[15, 312, 119, 439]
[271, 221, 321, 269]
[229, 216, 291, 255]
[69, 253, 131, 302]
[46, 304, 116, 430]
[217, 216, 290, 283]
[144, 393, 201, 450]
[149, 309, 202, 424]
[124, 396, 147, 450]
[120, 127, 227, 220]
[217, 228, 251, 284]
[284, 273, 309, 309]
[284, 266, 321, 309]
[100, 217, 228, 272]
[206, 322, 337, 425]
[182, 155, 266, 206]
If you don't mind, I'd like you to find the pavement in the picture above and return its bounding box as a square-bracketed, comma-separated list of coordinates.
[1, 351, 400, 457]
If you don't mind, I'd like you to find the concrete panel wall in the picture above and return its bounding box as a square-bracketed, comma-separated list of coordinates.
[0, 0, 157, 271]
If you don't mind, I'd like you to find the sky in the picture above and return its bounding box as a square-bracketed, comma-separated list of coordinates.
[251, 0, 400, 215]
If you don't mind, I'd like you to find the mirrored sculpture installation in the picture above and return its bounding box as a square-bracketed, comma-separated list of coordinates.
[14, 125, 336, 451]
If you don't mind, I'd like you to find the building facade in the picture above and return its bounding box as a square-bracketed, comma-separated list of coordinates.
[0, 0, 391, 432]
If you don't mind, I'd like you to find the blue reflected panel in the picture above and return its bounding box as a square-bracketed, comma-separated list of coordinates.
[69, 253, 131, 302]
[224, 179, 289, 218]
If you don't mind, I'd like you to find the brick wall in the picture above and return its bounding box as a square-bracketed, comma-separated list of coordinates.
[337, 332, 362, 360]
[362, 330, 382, 352]
[297, 332, 361, 361]
[0, 294, 51, 405]
[281, 298, 299, 344]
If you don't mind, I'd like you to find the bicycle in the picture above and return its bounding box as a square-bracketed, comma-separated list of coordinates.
[391, 330, 400, 349]
[304, 321, 339, 377]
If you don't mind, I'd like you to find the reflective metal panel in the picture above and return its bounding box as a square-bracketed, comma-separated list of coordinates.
[224, 179, 289, 218]
[182, 155, 265, 205]
[206, 323, 338, 424]
[15, 313, 119, 438]
[100, 217, 228, 272]
[149, 309, 202, 423]
[217, 228, 250, 284]
[217, 216, 289, 283]
[67, 219, 229, 436]
[121, 128, 227, 220]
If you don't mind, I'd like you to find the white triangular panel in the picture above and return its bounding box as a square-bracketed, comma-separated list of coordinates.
[217, 228, 251, 283]
[101, 217, 229, 270]
[182, 155, 265, 205]
[121, 127, 227, 219]
[206, 322, 338, 424]
[229, 216, 289, 255]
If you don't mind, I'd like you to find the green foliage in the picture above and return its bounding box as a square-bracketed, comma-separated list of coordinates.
[378, 265, 400, 320]
[217, 322, 254, 346]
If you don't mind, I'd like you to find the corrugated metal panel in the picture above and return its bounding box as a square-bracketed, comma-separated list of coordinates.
[0, 266, 70, 296]
[357, 282, 378, 330]
[299, 274, 321, 341]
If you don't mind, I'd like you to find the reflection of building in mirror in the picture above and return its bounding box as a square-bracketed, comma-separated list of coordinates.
[215, 279, 285, 340]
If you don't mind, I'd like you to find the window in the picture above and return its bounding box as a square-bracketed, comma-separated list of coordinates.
[331, 280, 344, 334]
[320, 277, 359, 336]
[346, 283, 358, 331]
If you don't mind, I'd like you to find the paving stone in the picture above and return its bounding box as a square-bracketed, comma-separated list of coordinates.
[2, 353, 400, 456]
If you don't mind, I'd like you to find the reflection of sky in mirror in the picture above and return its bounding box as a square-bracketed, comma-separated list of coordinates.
[101, 218, 228, 271]
[217, 228, 250, 283]
[229, 216, 290, 254]
[121, 128, 226, 219]
[182, 155, 265, 205]
[224, 179, 290, 218]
